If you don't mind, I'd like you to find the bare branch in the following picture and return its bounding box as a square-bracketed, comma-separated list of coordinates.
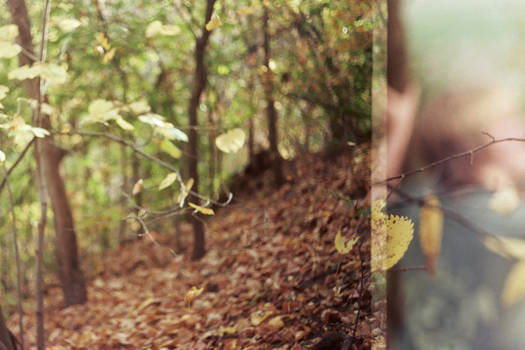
[381, 137, 525, 183]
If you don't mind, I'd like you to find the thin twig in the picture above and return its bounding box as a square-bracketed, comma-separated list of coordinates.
[3, 164, 25, 349]
[381, 136, 525, 183]
[0, 138, 36, 196]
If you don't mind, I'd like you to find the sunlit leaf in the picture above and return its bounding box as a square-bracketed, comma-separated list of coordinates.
[0, 42, 22, 58]
[129, 100, 151, 114]
[157, 125, 188, 142]
[158, 172, 177, 191]
[58, 18, 81, 32]
[189, 202, 214, 215]
[115, 116, 134, 130]
[8, 65, 40, 80]
[0, 25, 19, 42]
[250, 310, 271, 326]
[0, 150, 5, 162]
[176, 178, 193, 204]
[30, 127, 50, 138]
[334, 231, 357, 254]
[132, 179, 143, 195]
[215, 128, 245, 153]
[501, 260, 525, 306]
[146, 20, 163, 38]
[205, 14, 222, 31]
[138, 113, 165, 127]
[41, 103, 55, 115]
[87, 99, 119, 122]
[419, 194, 443, 274]
[160, 139, 181, 159]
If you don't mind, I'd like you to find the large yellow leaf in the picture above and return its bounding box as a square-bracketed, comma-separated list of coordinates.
[215, 128, 245, 153]
[501, 260, 525, 306]
[419, 194, 443, 274]
[385, 215, 414, 270]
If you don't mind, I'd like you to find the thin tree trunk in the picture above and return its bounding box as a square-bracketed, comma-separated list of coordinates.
[7, 0, 87, 307]
[262, 5, 284, 187]
[188, 0, 217, 260]
[0, 306, 16, 350]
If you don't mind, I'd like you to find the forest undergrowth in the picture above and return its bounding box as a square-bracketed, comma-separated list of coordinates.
[7, 145, 378, 349]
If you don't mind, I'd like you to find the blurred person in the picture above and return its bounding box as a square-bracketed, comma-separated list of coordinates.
[388, 85, 525, 350]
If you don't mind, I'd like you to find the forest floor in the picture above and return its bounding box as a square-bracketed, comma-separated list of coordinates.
[7, 145, 382, 349]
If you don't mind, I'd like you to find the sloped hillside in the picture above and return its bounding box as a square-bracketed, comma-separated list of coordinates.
[8, 146, 379, 349]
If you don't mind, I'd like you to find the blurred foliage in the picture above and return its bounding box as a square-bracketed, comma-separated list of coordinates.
[0, 0, 375, 310]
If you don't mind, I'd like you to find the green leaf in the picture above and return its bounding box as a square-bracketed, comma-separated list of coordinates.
[30, 127, 50, 138]
[157, 126, 188, 142]
[160, 139, 181, 159]
[87, 99, 119, 122]
[215, 128, 245, 153]
[158, 172, 177, 191]
[0, 25, 19, 42]
[0, 85, 8, 100]
[115, 116, 134, 130]
[334, 231, 357, 254]
[139, 113, 165, 127]
[189, 202, 214, 215]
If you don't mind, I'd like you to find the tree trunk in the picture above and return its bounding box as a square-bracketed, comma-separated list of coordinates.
[0, 307, 16, 350]
[262, 6, 284, 187]
[387, 0, 408, 93]
[188, 0, 217, 260]
[7, 0, 87, 307]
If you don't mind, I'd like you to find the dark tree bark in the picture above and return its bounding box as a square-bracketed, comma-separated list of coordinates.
[262, 5, 284, 187]
[188, 0, 217, 260]
[0, 307, 16, 350]
[7, 0, 87, 307]
[387, 0, 408, 93]
[386, 0, 410, 347]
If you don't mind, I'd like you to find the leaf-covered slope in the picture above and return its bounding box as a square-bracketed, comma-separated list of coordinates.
[8, 147, 378, 349]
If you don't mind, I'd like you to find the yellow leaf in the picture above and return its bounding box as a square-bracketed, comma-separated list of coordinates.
[250, 310, 271, 326]
[372, 199, 414, 272]
[501, 260, 525, 306]
[132, 179, 143, 195]
[184, 286, 204, 304]
[419, 194, 443, 274]
[483, 236, 525, 260]
[160, 24, 181, 36]
[218, 325, 237, 336]
[95, 32, 111, 51]
[86, 99, 119, 123]
[176, 178, 194, 204]
[334, 231, 357, 254]
[385, 215, 414, 269]
[189, 202, 214, 215]
[102, 47, 116, 64]
[237, 7, 255, 15]
[146, 20, 163, 38]
[489, 186, 520, 216]
[215, 128, 245, 153]
[205, 14, 222, 31]
[158, 172, 177, 191]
